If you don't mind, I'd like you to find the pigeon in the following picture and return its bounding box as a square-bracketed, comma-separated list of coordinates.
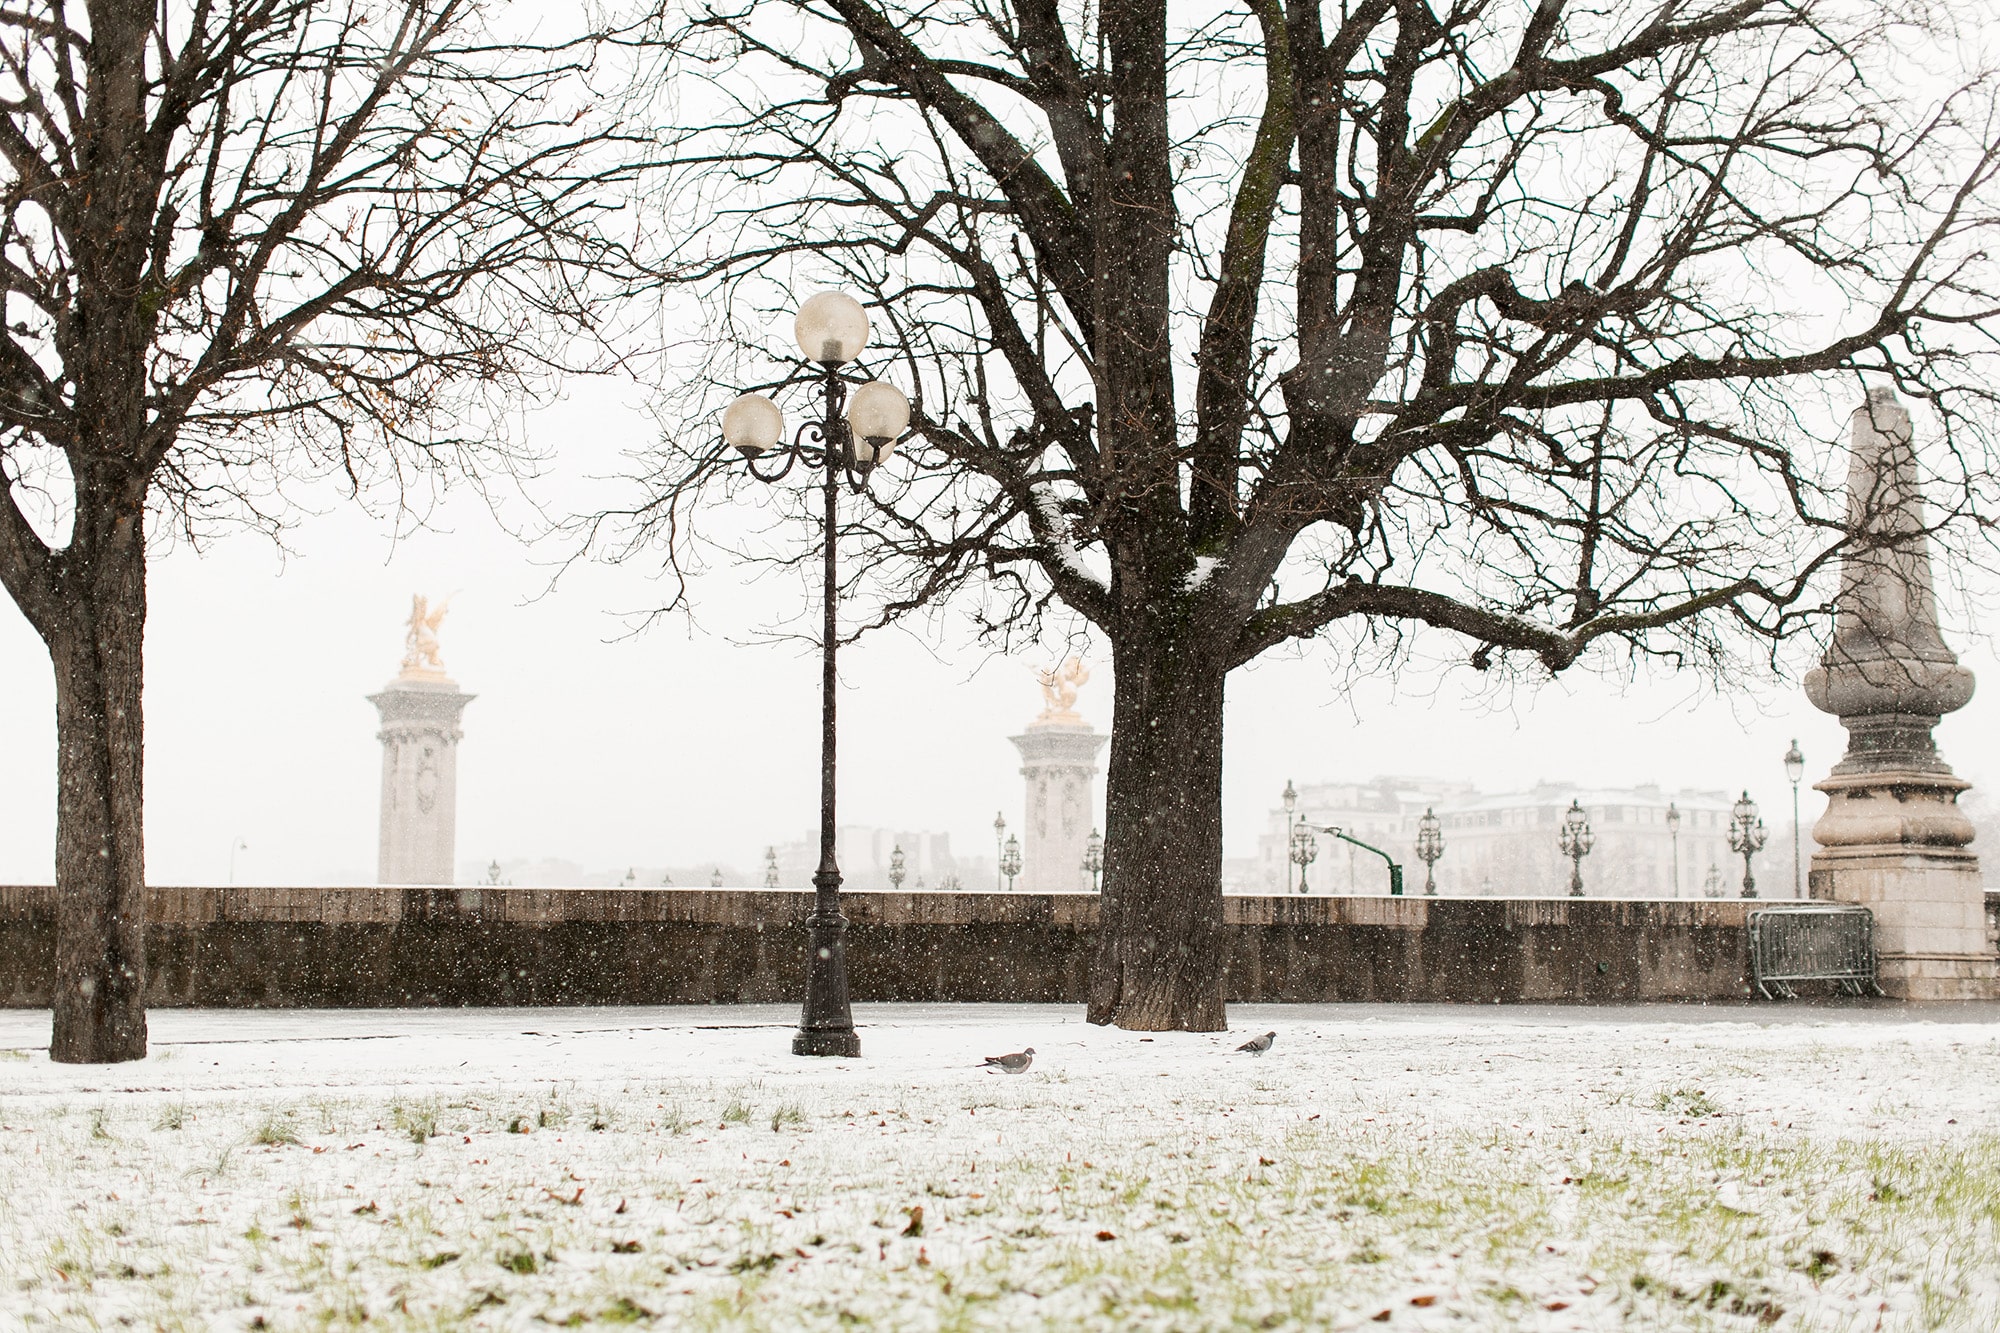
[1236, 1031, 1276, 1056]
[981, 1047, 1034, 1074]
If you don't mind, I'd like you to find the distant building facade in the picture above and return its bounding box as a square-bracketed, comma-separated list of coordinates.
[1253, 777, 1777, 898]
[772, 827, 976, 891]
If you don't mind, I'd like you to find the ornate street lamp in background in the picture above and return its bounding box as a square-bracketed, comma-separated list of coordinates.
[1413, 808, 1444, 896]
[721, 289, 913, 1060]
[993, 812, 1007, 891]
[763, 847, 780, 889]
[1783, 739, 1805, 897]
[888, 844, 906, 892]
[1559, 800, 1594, 897]
[1281, 779, 1299, 891]
[1730, 791, 1768, 899]
[1082, 829, 1104, 893]
[1288, 821, 1319, 893]
[1665, 802, 1681, 896]
[1000, 835, 1022, 890]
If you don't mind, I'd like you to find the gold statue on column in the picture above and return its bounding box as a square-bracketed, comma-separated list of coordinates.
[399, 594, 451, 679]
[1035, 657, 1089, 723]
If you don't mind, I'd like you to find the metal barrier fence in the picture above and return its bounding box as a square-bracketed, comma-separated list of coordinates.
[1748, 902, 1881, 999]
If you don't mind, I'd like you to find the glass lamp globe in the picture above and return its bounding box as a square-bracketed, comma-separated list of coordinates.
[1783, 739, 1804, 785]
[846, 380, 910, 464]
[794, 291, 870, 365]
[721, 393, 784, 456]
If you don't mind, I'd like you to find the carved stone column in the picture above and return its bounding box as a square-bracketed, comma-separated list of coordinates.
[1804, 388, 1999, 998]
[371, 597, 474, 886]
[1009, 661, 1107, 893]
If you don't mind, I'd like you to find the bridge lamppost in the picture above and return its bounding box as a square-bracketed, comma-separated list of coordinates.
[888, 844, 906, 892]
[1666, 801, 1681, 896]
[1730, 790, 1768, 899]
[1559, 799, 1594, 897]
[721, 289, 912, 1059]
[1082, 829, 1103, 892]
[1288, 821, 1319, 894]
[1413, 807, 1444, 896]
[1783, 740, 1805, 897]
[1000, 834, 1022, 890]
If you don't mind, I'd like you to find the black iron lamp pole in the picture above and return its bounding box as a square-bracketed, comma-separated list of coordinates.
[1665, 801, 1681, 896]
[1729, 790, 1767, 900]
[1783, 740, 1805, 897]
[1414, 807, 1444, 896]
[720, 291, 912, 1060]
[1559, 799, 1594, 897]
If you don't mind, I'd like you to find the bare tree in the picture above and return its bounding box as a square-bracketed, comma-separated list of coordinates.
[613, 0, 2000, 1030]
[0, 0, 663, 1062]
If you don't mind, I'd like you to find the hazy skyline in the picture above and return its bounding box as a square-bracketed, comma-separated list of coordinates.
[2, 379, 1989, 890]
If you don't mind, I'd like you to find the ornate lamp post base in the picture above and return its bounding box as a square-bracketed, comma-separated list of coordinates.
[793, 871, 860, 1057]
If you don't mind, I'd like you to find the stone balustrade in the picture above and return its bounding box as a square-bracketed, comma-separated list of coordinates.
[2, 885, 1995, 1009]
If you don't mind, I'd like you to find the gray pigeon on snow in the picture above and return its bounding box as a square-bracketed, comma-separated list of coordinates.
[1236, 1031, 1276, 1056]
[981, 1047, 1034, 1074]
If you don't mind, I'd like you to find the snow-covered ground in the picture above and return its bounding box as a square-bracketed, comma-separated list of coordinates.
[1, 1002, 1996, 1331]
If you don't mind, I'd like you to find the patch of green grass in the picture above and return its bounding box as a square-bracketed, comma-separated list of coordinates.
[250, 1114, 297, 1147]
[153, 1102, 187, 1131]
[1653, 1087, 1723, 1118]
[600, 1296, 655, 1322]
[770, 1102, 807, 1132]
[391, 1100, 438, 1143]
[722, 1098, 753, 1125]
[496, 1247, 539, 1275]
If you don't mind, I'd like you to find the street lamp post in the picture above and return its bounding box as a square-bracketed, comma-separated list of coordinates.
[1783, 740, 1805, 898]
[763, 847, 780, 888]
[1288, 821, 1319, 894]
[888, 844, 906, 892]
[1000, 834, 1022, 890]
[1665, 801, 1681, 897]
[720, 289, 912, 1060]
[993, 812, 1007, 891]
[1413, 808, 1444, 896]
[1730, 790, 1768, 899]
[1082, 829, 1104, 892]
[1559, 799, 1594, 897]
[1280, 779, 1298, 891]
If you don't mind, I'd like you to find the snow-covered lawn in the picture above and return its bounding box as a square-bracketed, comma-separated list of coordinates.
[1, 1002, 1996, 1331]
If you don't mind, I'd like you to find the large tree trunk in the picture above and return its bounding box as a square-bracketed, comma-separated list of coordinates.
[47, 516, 149, 1064]
[1087, 629, 1229, 1031]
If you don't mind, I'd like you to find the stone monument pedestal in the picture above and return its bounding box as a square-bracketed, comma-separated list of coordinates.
[371, 595, 474, 886]
[1803, 389, 1999, 999]
[1809, 771, 1998, 999]
[370, 675, 473, 885]
[1009, 659, 1107, 894]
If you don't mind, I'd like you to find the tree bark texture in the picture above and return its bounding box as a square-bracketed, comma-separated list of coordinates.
[47, 505, 149, 1064]
[1088, 627, 1228, 1031]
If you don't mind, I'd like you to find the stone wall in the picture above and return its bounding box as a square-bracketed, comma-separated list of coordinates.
[3, 886, 1995, 1008]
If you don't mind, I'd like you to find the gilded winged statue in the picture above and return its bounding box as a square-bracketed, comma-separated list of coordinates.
[400, 594, 450, 675]
[1036, 657, 1089, 722]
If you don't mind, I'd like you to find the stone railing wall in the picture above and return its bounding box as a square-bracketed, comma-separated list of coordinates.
[2, 885, 1994, 1008]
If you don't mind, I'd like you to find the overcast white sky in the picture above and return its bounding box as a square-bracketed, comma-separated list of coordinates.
[4, 4, 1998, 888]
[3, 370, 1988, 888]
